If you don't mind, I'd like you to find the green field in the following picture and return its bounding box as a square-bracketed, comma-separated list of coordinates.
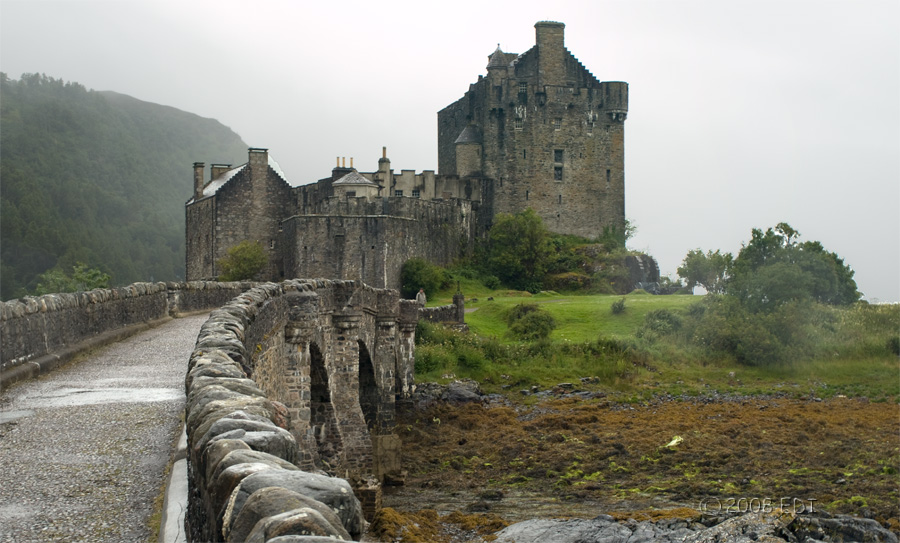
[419, 288, 900, 401]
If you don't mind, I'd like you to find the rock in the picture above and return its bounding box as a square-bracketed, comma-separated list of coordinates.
[227, 488, 351, 542]
[444, 379, 483, 404]
[210, 462, 279, 524]
[228, 470, 366, 540]
[494, 512, 899, 543]
[244, 507, 351, 543]
[195, 414, 297, 463]
[204, 438, 252, 482]
[267, 536, 352, 542]
[493, 518, 632, 543]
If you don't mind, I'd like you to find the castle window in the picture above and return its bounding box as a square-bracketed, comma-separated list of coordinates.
[554, 149, 563, 163]
[519, 82, 527, 94]
[515, 118, 523, 130]
[526, 190, 529, 201]
[554, 166, 563, 181]
[606, 169, 611, 189]
[558, 195, 562, 204]
[523, 149, 526, 159]
[269, 239, 276, 249]
[554, 118, 562, 130]
[394, 190, 403, 197]
[346, 191, 356, 198]
[412, 189, 420, 198]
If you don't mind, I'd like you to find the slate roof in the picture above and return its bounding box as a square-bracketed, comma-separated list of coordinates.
[190, 154, 297, 203]
[333, 170, 377, 186]
[454, 124, 482, 144]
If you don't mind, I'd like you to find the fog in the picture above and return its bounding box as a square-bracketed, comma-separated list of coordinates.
[2, 0, 897, 301]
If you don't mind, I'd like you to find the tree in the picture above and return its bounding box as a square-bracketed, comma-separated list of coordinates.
[487, 209, 553, 292]
[677, 249, 733, 294]
[399, 258, 448, 299]
[727, 223, 859, 311]
[598, 219, 636, 251]
[217, 240, 268, 281]
[34, 262, 110, 294]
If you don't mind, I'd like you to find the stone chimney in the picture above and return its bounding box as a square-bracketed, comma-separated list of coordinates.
[210, 163, 232, 181]
[535, 21, 566, 86]
[193, 162, 205, 200]
[248, 148, 268, 182]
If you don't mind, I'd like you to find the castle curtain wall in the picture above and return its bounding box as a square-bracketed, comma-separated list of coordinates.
[281, 198, 472, 289]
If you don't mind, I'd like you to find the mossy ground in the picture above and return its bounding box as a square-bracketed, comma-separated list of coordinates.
[378, 396, 898, 541]
[375, 291, 899, 542]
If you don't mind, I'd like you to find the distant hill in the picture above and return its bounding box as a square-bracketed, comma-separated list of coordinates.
[0, 73, 249, 300]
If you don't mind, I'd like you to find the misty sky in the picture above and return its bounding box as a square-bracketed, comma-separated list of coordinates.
[2, 0, 898, 302]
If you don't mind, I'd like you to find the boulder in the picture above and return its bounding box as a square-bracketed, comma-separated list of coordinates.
[243, 502, 351, 542]
[229, 470, 366, 540]
[227, 488, 350, 542]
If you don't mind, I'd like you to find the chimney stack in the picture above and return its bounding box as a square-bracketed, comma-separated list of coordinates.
[535, 21, 566, 85]
[193, 162, 205, 200]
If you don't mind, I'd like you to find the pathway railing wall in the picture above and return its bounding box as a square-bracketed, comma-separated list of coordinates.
[184, 279, 415, 541]
[0, 281, 250, 386]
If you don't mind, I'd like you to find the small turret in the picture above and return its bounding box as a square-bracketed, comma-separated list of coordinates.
[600, 81, 629, 122]
[454, 125, 483, 178]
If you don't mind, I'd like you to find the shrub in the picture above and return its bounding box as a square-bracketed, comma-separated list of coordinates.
[888, 336, 900, 356]
[483, 275, 501, 290]
[218, 240, 267, 281]
[506, 303, 556, 341]
[611, 298, 626, 315]
[400, 258, 449, 299]
[637, 309, 683, 338]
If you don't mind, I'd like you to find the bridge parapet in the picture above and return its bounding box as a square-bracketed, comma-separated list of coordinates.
[185, 279, 417, 541]
[0, 281, 251, 387]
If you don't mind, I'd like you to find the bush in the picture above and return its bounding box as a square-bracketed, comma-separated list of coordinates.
[400, 258, 449, 299]
[218, 240, 267, 281]
[637, 309, 682, 338]
[483, 275, 501, 290]
[611, 298, 626, 315]
[888, 336, 900, 356]
[506, 303, 556, 341]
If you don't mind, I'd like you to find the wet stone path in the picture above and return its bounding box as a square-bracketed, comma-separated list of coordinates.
[0, 314, 207, 543]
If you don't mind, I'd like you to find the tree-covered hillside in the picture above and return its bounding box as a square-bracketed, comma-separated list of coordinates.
[0, 73, 249, 299]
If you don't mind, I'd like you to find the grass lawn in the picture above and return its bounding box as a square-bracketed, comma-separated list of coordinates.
[419, 287, 900, 401]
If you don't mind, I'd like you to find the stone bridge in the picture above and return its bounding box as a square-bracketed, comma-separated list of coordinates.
[1, 278, 465, 541]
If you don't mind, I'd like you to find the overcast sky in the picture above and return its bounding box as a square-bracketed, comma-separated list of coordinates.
[2, 0, 898, 302]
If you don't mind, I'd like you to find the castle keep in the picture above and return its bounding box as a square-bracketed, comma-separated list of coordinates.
[186, 22, 628, 287]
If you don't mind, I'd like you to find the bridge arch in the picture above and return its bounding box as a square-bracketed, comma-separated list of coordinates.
[358, 340, 378, 431]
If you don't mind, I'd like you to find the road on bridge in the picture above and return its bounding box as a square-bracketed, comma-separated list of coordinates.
[0, 313, 207, 542]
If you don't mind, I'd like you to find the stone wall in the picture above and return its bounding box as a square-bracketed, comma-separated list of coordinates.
[0, 281, 250, 387]
[437, 21, 627, 239]
[184, 279, 416, 541]
[282, 196, 475, 290]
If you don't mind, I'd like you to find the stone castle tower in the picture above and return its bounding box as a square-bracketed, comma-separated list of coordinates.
[439, 21, 627, 238]
[186, 22, 629, 286]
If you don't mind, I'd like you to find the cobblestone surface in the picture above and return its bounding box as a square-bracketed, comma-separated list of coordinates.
[0, 314, 207, 543]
